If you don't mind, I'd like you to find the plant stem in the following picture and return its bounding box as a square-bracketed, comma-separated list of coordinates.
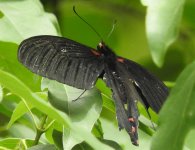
[33, 115, 48, 145]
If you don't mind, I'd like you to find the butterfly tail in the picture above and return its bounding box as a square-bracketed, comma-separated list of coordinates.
[104, 71, 139, 146]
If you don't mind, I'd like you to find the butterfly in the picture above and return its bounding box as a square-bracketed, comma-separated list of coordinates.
[18, 35, 168, 146]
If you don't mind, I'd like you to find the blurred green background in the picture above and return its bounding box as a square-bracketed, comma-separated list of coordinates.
[1, 0, 195, 150]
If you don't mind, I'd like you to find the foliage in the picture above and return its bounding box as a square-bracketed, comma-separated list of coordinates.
[0, 0, 195, 150]
[151, 61, 195, 150]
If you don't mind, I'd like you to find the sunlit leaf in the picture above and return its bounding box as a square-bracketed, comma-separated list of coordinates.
[0, 70, 113, 150]
[92, 119, 104, 138]
[27, 144, 57, 150]
[0, 85, 3, 103]
[7, 101, 32, 129]
[0, 70, 71, 127]
[151, 61, 195, 150]
[141, 0, 185, 67]
[0, 138, 34, 149]
[185, 129, 195, 150]
[9, 124, 35, 140]
[100, 108, 152, 150]
[7, 92, 47, 128]
[0, 41, 41, 91]
[43, 78, 103, 149]
[0, 0, 59, 44]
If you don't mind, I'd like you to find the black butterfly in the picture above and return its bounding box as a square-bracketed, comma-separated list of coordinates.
[18, 35, 168, 146]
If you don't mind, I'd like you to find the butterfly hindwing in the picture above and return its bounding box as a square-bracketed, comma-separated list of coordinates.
[18, 35, 104, 89]
[117, 58, 169, 113]
[104, 65, 139, 146]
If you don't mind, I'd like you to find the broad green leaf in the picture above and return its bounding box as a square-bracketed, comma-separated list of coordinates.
[0, 41, 41, 91]
[0, 0, 60, 44]
[27, 144, 57, 150]
[9, 124, 35, 140]
[45, 122, 64, 148]
[70, 125, 113, 150]
[185, 129, 195, 150]
[0, 70, 71, 127]
[151, 61, 195, 150]
[52, 130, 63, 150]
[7, 92, 47, 128]
[72, 142, 93, 150]
[92, 119, 104, 138]
[100, 108, 152, 150]
[0, 103, 12, 117]
[0, 0, 60, 91]
[101, 93, 115, 113]
[43, 78, 103, 150]
[141, 0, 185, 67]
[0, 85, 2, 103]
[72, 140, 122, 150]
[0, 70, 113, 150]
[0, 138, 34, 149]
[44, 124, 55, 144]
[7, 101, 33, 129]
[99, 139, 122, 150]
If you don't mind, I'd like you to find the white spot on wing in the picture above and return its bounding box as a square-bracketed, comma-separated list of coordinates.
[61, 48, 67, 52]
[134, 81, 139, 86]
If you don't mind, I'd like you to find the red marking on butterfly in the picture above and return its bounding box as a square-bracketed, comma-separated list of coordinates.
[91, 49, 101, 56]
[117, 57, 124, 63]
[128, 117, 135, 122]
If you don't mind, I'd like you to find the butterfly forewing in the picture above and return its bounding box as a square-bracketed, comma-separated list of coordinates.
[18, 35, 104, 89]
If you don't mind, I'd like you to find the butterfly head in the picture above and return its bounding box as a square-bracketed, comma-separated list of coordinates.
[97, 42, 115, 57]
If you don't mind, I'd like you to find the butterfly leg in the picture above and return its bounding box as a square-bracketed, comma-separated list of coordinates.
[72, 90, 87, 102]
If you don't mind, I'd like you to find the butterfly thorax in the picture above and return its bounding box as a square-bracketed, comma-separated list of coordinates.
[97, 42, 116, 60]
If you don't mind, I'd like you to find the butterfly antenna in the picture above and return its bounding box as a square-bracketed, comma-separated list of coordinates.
[106, 19, 117, 40]
[73, 6, 103, 41]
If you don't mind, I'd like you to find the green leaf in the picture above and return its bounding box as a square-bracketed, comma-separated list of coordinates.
[0, 41, 41, 91]
[185, 129, 195, 150]
[7, 92, 47, 128]
[0, 70, 113, 150]
[99, 139, 122, 150]
[101, 93, 115, 113]
[100, 108, 152, 150]
[43, 78, 103, 149]
[0, 85, 3, 103]
[7, 101, 33, 129]
[0, 0, 60, 91]
[27, 144, 57, 150]
[0, 70, 71, 127]
[0, 138, 34, 149]
[141, 0, 185, 67]
[9, 124, 35, 139]
[72, 140, 122, 150]
[0, 103, 12, 118]
[0, 0, 59, 44]
[92, 119, 104, 138]
[72, 142, 93, 150]
[151, 61, 195, 150]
